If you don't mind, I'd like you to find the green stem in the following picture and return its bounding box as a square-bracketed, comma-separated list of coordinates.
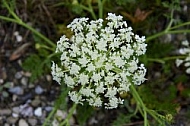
[42, 107, 57, 126]
[146, 31, 166, 42]
[60, 103, 77, 126]
[130, 84, 164, 125]
[130, 84, 148, 126]
[88, 0, 97, 19]
[98, 0, 104, 19]
[147, 55, 187, 63]
[0, 16, 18, 23]
[146, 29, 190, 42]
[170, 21, 190, 30]
[79, 3, 96, 20]
[2, 0, 22, 23]
[146, 109, 164, 124]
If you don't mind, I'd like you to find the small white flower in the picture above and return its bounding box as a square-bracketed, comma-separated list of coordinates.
[105, 62, 113, 71]
[88, 96, 102, 107]
[182, 40, 189, 46]
[92, 73, 102, 82]
[95, 82, 105, 94]
[176, 40, 190, 74]
[128, 59, 138, 73]
[78, 73, 89, 85]
[186, 67, 190, 74]
[78, 56, 89, 67]
[105, 72, 115, 84]
[68, 91, 83, 104]
[51, 62, 64, 84]
[176, 59, 183, 67]
[64, 75, 75, 88]
[70, 63, 80, 75]
[105, 97, 124, 109]
[80, 87, 94, 97]
[96, 38, 107, 51]
[95, 56, 105, 68]
[105, 87, 117, 98]
[86, 63, 95, 72]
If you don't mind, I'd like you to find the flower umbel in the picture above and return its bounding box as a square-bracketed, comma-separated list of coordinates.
[51, 13, 147, 109]
[176, 40, 190, 74]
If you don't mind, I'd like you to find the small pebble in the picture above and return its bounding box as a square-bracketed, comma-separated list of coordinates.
[0, 109, 11, 115]
[12, 106, 20, 114]
[21, 77, 28, 85]
[21, 93, 33, 101]
[28, 118, 37, 126]
[12, 113, 19, 118]
[14, 31, 23, 42]
[0, 79, 4, 84]
[9, 86, 24, 95]
[69, 116, 75, 125]
[45, 106, 52, 112]
[12, 94, 18, 101]
[4, 123, 10, 126]
[18, 119, 29, 126]
[46, 75, 52, 82]
[7, 116, 18, 124]
[34, 107, 42, 117]
[88, 117, 98, 125]
[35, 85, 43, 95]
[20, 104, 33, 117]
[56, 110, 67, 119]
[15, 72, 22, 79]
[23, 72, 31, 77]
[52, 119, 59, 126]
[31, 96, 41, 107]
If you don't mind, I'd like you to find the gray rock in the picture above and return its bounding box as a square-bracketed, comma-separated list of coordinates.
[4, 123, 10, 126]
[7, 116, 18, 124]
[45, 106, 52, 112]
[34, 107, 42, 117]
[56, 110, 67, 119]
[0, 109, 11, 115]
[18, 119, 29, 126]
[12, 113, 19, 118]
[19, 104, 33, 117]
[31, 96, 41, 107]
[35, 85, 43, 95]
[15, 71, 22, 79]
[9, 86, 24, 95]
[28, 118, 37, 126]
[12, 106, 20, 114]
[21, 77, 28, 85]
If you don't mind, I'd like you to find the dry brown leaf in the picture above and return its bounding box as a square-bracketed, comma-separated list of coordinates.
[121, 7, 152, 23]
[9, 43, 32, 61]
[177, 82, 184, 93]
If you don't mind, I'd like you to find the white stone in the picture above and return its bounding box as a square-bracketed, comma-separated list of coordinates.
[19, 119, 29, 126]
[34, 107, 42, 117]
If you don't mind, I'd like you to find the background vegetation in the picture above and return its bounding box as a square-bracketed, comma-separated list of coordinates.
[1, 0, 190, 125]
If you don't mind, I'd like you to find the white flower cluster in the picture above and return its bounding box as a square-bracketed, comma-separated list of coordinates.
[51, 13, 147, 109]
[176, 40, 190, 74]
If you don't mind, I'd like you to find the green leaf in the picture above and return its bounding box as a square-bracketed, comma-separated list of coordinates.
[112, 112, 137, 126]
[22, 54, 45, 81]
[55, 84, 70, 110]
[147, 42, 174, 59]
